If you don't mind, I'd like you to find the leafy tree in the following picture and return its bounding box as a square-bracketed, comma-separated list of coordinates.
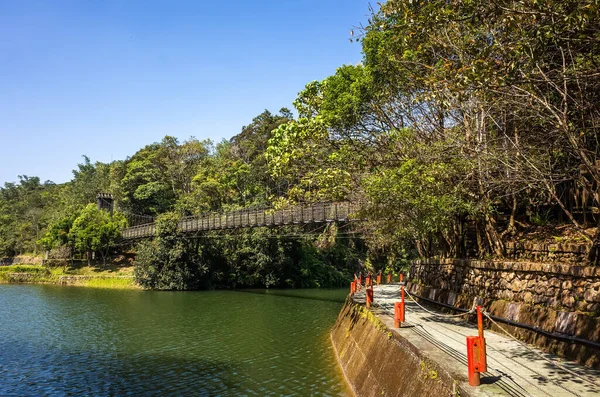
[118, 136, 211, 216]
[69, 204, 126, 266]
[134, 212, 207, 290]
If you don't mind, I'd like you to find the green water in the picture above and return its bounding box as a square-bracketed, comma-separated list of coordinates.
[0, 285, 350, 396]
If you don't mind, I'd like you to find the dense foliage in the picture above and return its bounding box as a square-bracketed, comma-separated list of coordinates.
[2, 0, 599, 289]
[134, 212, 207, 290]
[268, 0, 600, 261]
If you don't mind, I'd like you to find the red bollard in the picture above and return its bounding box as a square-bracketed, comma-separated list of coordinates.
[476, 306, 487, 372]
[394, 301, 405, 327]
[394, 278, 406, 327]
[366, 287, 374, 308]
[350, 281, 355, 295]
[466, 306, 487, 386]
[376, 274, 381, 285]
[399, 273, 404, 283]
[400, 281, 405, 302]
[387, 274, 391, 284]
[466, 337, 484, 386]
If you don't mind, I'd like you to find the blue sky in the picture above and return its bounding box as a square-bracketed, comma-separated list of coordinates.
[0, 0, 369, 185]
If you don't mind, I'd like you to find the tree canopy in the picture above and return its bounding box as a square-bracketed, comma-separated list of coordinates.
[3, 0, 600, 288]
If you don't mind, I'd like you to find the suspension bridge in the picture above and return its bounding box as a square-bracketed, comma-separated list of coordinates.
[120, 201, 360, 240]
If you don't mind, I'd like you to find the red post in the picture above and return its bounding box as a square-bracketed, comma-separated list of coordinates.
[387, 274, 391, 284]
[476, 306, 487, 372]
[366, 287, 374, 308]
[350, 281, 355, 295]
[466, 306, 487, 386]
[394, 301, 405, 327]
[376, 274, 381, 285]
[466, 337, 482, 386]
[399, 273, 404, 283]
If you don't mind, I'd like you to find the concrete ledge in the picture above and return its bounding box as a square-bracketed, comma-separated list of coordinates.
[331, 297, 471, 397]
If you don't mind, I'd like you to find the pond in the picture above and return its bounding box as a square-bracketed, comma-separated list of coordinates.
[0, 285, 350, 396]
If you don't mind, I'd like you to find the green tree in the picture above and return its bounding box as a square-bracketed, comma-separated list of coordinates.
[134, 212, 207, 290]
[69, 204, 126, 266]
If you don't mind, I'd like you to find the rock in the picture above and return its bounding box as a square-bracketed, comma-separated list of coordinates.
[511, 279, 524, 292]
[561, 295, 575, 308]
[549, 278, 561, 288]
[587, 303, 600, 313]
[584, 289, 600, 303]
[533, 294, 548, 304]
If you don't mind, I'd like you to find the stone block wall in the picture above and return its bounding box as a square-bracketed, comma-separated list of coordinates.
[504, 242, 590, 264]
[409, 259, 600, 368]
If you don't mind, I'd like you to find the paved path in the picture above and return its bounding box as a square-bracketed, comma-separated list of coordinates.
[353, 284, 600, 397]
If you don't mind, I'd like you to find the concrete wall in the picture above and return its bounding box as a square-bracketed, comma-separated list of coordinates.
[331, 298, 463, 397]
[409, 259, 600, 368]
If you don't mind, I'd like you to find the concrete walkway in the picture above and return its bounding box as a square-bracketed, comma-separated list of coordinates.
[353, 284, 600, 397]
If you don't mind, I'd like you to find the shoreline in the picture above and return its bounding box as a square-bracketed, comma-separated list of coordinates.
[0, 274, 140, 289]
[0, 264, 139, 290]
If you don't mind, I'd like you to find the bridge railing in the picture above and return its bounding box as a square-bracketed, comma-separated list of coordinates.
[121, 201, 359, 240]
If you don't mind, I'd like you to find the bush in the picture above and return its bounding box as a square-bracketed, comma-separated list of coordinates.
[134, 212, 208, 290]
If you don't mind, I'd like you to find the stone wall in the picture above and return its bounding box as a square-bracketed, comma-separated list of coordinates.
[504, 242, 590, 264]
[331, 298, 467, 397]
[409, 259, 600, 367]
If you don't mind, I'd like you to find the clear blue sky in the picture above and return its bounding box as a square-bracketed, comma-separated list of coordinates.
[0, 0, 369, 185]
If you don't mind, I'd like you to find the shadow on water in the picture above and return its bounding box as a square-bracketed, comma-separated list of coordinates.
[1, 341, 242, 397]
[237, 288, 348, 304]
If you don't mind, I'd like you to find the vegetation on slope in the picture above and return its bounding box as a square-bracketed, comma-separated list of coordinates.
[2, 1, 599, 289]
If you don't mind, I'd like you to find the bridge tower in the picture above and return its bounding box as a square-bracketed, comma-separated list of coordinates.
[96, 193, 114, 217]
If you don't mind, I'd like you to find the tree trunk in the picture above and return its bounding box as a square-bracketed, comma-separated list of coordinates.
[587, 218, 600, 266]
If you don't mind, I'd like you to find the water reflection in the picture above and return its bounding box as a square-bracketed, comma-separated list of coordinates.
[0, 285, 349, 396]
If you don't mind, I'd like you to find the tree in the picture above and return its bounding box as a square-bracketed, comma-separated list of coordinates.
[134, 212, 207, 290]
[118, 136, 211, 216]
[69, 204, 126, 266]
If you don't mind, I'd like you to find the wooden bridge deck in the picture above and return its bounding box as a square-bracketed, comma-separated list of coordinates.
[121, 202, 359, 239]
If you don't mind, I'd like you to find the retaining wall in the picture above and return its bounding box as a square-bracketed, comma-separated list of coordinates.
[331, 298, 465, 397]
[504, 242, 589, 264]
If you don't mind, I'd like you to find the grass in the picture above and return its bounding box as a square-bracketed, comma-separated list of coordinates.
[0, 263, 139, 289]
[0, 264, 50, 274]
[66, 276, 138, 289]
